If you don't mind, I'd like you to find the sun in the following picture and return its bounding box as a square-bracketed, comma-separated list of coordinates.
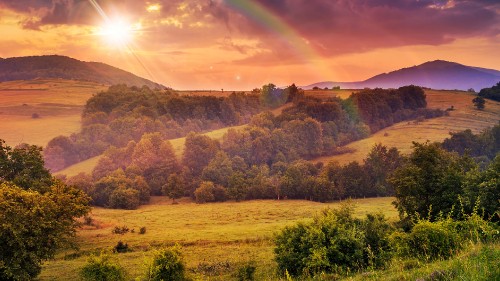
[97, 18, 136, 48]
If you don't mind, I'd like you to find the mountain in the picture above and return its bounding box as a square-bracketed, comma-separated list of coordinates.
[0, 55, 165, 88]
[304, 60, 500, 91]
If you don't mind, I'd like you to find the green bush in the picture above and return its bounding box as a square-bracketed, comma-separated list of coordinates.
[406, 220, 461, 261]
[274, 204, 393, 277]
[80, 253, 125, 281]
[235, 262, 256, 281]
[146, 246, 186, 281]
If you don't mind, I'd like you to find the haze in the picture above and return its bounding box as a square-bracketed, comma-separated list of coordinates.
[0, 0, 498, 90]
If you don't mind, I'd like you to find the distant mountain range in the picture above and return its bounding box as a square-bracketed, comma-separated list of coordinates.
[304, 60, 500, 91]
[0, 55, 164, 89]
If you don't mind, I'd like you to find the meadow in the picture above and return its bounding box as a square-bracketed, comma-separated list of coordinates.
[39, 197, 397, 280]
[312, 90, 500, 164]
[0, 79, 106, 147]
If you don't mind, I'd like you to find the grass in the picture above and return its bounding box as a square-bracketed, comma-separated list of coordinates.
[39, 197, 397, 280]
[0, 79, 107, 147]
[346, 242, 500, 281]
[312, 90, 500, 165]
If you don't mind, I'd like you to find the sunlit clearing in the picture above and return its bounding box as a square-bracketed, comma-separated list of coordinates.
[147, 4, 161, 12]
[98, 18, 137, 48]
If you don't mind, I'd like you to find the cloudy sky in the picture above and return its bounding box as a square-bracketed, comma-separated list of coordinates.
[0, 0, 498, 89]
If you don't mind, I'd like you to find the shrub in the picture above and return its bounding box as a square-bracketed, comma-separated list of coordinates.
[31, 113, 40, 119]
[405, 220, 461, 261]
[274, 204, 393, 277]
[139, 227, 147, 234]
[146, 246, 186, 281]
[113, 241, 129, 253]
[108, 187, 140, 209]
[112, 226, 129, 235]
[236, 262, 256, 281]
[80, 253, 126, 281]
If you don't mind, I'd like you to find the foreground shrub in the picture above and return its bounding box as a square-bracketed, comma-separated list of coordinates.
[146, 246, 186, 281]
[235, 262, 256, 281]
[274, 203, 393, 277]
[407, 220, 461, 261]
[80, 253, 125, 281]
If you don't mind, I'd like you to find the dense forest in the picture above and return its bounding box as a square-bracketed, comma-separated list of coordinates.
[53, 84, 447, 209]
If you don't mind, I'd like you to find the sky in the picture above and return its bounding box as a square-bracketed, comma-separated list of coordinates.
[0, 0, 498, 90]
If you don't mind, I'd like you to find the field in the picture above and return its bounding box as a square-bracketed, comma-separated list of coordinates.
[0, 79, 107, 147]
[39, 197, 397, 280]
[312, 90, 500, 165]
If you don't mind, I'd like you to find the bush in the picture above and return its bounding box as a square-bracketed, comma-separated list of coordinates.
[274, 204, 393, 277]
[112, 226, 129, 235]
[80, 253, 126, 281]
[139, 227, 147, 234]
[113, 241, 129, 253]
[108, 187, 140, 209]
[404, 219, 461, 261]
[236, 262, 256, 281]
[146, 246, 186, 281]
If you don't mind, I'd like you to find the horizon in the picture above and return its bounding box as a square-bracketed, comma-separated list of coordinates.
[0, 0, 499, 90]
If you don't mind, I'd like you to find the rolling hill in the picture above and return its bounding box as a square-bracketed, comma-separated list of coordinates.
[0, 55, 164, 89]
[305, 60, 500, 91]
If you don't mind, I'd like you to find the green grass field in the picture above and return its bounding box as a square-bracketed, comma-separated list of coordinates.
[39, 197, 397, 280]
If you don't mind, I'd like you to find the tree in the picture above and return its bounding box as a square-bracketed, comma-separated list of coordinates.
[182, 133, 219, 178]
[260, 83, 287, 108]
[0, 182, 89, 280]
[0, 140, 54, 193]
[390, 142, 474, 220]
[162, 174, 186, 203]
[364, 144, 403, 196]
[472, 96, 485, 110]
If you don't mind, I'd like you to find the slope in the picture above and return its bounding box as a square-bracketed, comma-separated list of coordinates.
[0, 55, 164, 89]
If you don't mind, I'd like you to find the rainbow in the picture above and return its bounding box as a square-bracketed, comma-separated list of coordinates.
[224, 0, 341, 82]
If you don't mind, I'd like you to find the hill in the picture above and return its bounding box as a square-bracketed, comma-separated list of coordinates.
[305, 60, 500, 91]
[0, 55, 164, 89]
[0, 79, 107, 147]
[312, 90, 500, 165]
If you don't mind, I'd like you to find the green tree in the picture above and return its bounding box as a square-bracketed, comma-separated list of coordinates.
[364, 144, 403, 196]
[0, 140, 54, 193]
[390, 142, 475, 220]
[162, 174, 186, 203]
[260, 83, 287, 108]
[0, 182, 89, 280]
[182, 133, 219, 178]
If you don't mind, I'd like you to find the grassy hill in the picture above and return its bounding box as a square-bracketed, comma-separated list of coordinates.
[312, 90, 500, 165]
[0, 79, 107, 147]
[39, 197, 396, 280]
